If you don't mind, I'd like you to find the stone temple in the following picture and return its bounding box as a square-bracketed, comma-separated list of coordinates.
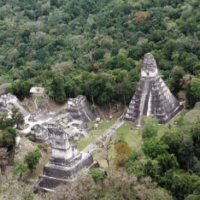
[53, 95, 95, 140]
[25, 95, 95, 142]
[124, 53, 183, 125]
[0, 91, 98, 190]
[38, 123, 94, 190]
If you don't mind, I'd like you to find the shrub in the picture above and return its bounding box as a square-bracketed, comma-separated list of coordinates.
[125, 149, 138, 172]
[133, 11, 150, 24]
[142, 117, 159, 139]
[142, 137, 169, 159]
[38, 143, 48, 152]
[0, 127, 16, 147]
[12, 163, 28, 179]
[11, 107, 24, 128]
[177, 116, 184, 127]
[28, 135, 35, 142]
[5, 84, 13, 94]
[90, 104, 97, 112]
[161, 169, 199, 200]
[115, 134, 128, 145]
[113, 142, 131, 170]
[0, 118, 14, 130]
[25, 149, 42, 171]
[92, 49, 106, 60]
[88, 169, 106, 182]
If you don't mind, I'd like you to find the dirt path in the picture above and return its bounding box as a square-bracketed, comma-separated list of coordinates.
[82, 118, 124, 153]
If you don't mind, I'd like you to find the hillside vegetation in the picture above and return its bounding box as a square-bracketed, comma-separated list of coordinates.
[1, 0, 200, 200]
[0, 0, 200, 107]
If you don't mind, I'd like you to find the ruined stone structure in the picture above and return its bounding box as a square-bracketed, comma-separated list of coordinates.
[29, 87, 48, 110]
[30, 124, 49, 143]
[30, 87, 45, 96]
[24, 95, 95, 141]
[55, 95, 95, 122]
[28, 109, 53, 122]
[0, 93, 30, 117]
[0, 94, 94, 141]
[124, 53, 183, 124]
[38, 123, 94, 190]
[0, 93, 97, 190]
[53, 95, 95, 140]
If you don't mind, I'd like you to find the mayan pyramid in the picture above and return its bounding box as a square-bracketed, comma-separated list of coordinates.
[124, 53, 183, 124]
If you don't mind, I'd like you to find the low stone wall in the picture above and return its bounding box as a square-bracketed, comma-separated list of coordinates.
[49, 153, 82, 167]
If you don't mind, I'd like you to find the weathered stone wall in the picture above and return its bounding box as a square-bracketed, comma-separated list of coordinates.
[30, 124, 49, 143]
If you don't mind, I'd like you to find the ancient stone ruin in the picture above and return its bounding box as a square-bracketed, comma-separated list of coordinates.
[28, 109, 53, 122]
[28, 95, 95, 142]
[29, 124, 49, 143]
[38, 123, 94, 190]
[0, 92, 97, 190]
[18, 95, 94, 141]
[53, 95, 95, 140]
[55, 95, 95, 122]
[124, 53, 183, 125]
[0, 93, 30, 117]
[0, 92, 95, 144]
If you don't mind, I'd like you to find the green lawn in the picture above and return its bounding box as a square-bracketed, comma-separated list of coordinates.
[77, 136, 93, 151]
[90, 122, 142, 170]
[88, 121, 95, 129]
[115, 122, 142, 149]
[156, 110, 186, 138]
[90, 119, 116, 135]
[77, 119, 116, 151]
[157, 125, 168, 139]
[115, 120, 180, 149]
[80, 117, 182, 169]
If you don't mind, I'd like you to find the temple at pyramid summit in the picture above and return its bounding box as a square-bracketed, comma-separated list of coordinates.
[124, 53, 183, 125]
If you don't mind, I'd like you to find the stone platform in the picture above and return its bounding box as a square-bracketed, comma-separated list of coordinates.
[38, 153, 93, 189]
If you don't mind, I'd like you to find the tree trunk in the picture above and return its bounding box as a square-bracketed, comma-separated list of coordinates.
[92, 95, 95, 105]
[106, 159, 110, 171]
[109, 103, 112, 116]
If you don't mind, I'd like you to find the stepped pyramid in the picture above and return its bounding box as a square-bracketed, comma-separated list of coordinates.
[38, 123, 94, 190]
[124, 53, 183, 124]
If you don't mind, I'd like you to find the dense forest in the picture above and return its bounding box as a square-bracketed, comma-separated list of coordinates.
[1, 0, 200, 199]
[0, 0, 200, 107]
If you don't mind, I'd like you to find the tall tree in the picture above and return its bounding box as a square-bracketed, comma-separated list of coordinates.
[52, 74, 66, 104]
[95, 135, 115, 171]
[25, 149, 42, 172]
[113, 142, 131, 170]
[11, 107, 24, 129]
